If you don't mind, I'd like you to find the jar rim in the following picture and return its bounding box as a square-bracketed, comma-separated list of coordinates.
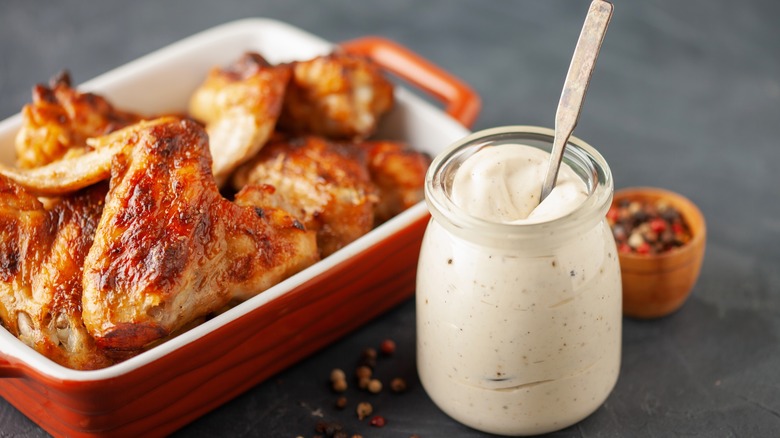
[425, 125, 614, 241]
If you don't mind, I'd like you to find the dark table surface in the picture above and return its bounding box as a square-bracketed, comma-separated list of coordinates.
[2, 0, 779, 437]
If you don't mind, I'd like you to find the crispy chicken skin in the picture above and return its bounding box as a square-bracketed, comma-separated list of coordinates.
[279, 53, 394, 141]
[189, 52, 291, 186]
[232, 136, 377, 257]
[0, 178, 113, 370]
[81, 117, 318, 352]
[361, 140, 431, 224]
[15, 71, 142, 169]
[0, 137, 122, 197]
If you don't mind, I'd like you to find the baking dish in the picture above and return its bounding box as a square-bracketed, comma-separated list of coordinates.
[0, 18, 479, 437]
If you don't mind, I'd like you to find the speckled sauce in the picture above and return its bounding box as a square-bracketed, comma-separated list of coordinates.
[417, 130, 621, 436]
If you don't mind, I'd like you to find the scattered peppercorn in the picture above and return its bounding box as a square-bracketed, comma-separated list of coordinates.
[390, 377, 407, 393]
[607, 198, 692, 255]
[367, 378, 383, 394]
[335, 396, 348, 410]
[379, 339, 396, 356]
[330, 368, 346, 382]
[315, 421, 344, 436]
[332, 378, 347, 393]
[355, 365, 372, 380]
[356, 401, 373, 420]
[360, 348, 378, 368]
[369, 415, 387, 427]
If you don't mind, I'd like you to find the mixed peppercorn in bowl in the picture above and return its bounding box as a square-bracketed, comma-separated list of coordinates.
[609, 187, 706, 319]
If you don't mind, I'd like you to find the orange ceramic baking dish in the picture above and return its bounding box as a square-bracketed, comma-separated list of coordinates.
[0, 19, 479, 437]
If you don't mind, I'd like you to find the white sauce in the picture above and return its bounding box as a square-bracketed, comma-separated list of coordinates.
[450, 144, 588, 224]
[417, 143, 621, 436]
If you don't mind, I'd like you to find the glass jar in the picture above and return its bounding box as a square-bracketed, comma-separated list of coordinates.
[416, 126, 621, 436]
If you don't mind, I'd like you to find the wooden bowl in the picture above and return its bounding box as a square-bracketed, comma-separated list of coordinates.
[613, 187, 706, 319]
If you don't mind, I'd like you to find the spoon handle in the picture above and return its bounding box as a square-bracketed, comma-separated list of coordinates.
[540, 0, 613, 202]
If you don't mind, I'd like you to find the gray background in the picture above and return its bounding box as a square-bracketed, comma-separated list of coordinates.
[1, 0, 779, 436]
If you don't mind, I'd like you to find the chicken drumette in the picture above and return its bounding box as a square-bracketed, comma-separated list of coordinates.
[231, 135, 378, 257]
[189, 52, 291, 185]
[279, 53, 394, 141]
[15, 71, 142, 169]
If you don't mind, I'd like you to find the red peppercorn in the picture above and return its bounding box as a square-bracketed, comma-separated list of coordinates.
[379, 339, 396, 356]
[636, 242, 651, 254]
[649, 218, 667, 233]
[606, 206, 619, 224]
[369, 415, 387, 427]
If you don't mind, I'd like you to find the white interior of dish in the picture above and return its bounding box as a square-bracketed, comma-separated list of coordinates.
[0, 18, 470, 381]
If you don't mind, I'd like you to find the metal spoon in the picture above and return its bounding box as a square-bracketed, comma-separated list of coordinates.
[539, 0, 613, 202]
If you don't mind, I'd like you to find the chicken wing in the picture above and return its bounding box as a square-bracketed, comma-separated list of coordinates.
[231, 136, 377, 257]
[189, 52, 291, 185]
[81, 117, 318, 353]
[15, 71, 142, 169]
[0, 138, 122, 196]
[278, 53, 394, 141]
[0, 177, 113, 370]
[361, 140, 431, 224]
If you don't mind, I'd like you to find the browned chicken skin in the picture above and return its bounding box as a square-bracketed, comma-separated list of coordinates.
[279, 53, 394, 141]
[81, 117, 318, 353]
[189, 52, 291, 186]
[0, 178, 113, 370]
[361, 140, 431, 224]
[15, 71, 142, 169]
[232, 136, 377, 257]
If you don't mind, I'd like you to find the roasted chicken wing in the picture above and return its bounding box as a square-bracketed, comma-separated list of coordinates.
[231, 136, 377, 257]
[279, 53, 394, 141]
[0, 178, 113, 370]
[189, 53, 291, 185]
[361, 140, 431, 224]
[81, 117, 318, 353]
[15, 71, 142, 169]
[0, 137, 122, 196]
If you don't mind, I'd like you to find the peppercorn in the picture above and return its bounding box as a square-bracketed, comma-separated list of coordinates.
[355, 365, 372, 380]
[332, 378, 347, 393]
[379, 339, 396, 356]
[315, 421, 344, 435]
[390, 377, 407, 393]
[356, 401, 373, 420]
[367, 379, 382, 394]
[335, 396, 348, 410]
[369, 415, 387, 427]
[330, 368, 346, 382]
[360, 348, 377, 368]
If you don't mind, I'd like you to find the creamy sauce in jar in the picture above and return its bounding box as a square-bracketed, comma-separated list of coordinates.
[451, 144, 588, 224]
[417, 127, 621, 436]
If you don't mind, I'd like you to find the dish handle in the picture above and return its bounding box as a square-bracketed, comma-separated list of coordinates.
[340, 36, 481, 129]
